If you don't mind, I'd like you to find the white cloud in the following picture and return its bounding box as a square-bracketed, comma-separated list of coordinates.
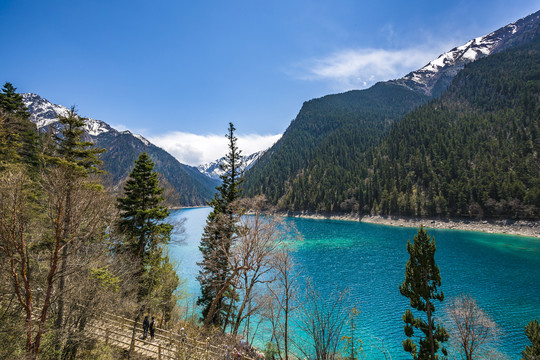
[294, 44, 452, 91]
[147, 132, 282, 166]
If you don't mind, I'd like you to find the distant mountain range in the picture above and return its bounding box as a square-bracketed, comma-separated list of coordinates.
[243, 10, 540, 219]
[23, 93, 219, 206]
[197, 151, 265, 180]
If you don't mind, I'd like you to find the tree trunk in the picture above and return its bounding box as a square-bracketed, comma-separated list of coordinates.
[31, 236, 62, 360]
[62, 306, 90, 360]
[55, 187, 72, 358]
[128, 306, 145, 359]
[232, 278, 255, 335]
[222, 298, 235, 333]
[426, 298, 435, 359]
[54, 244, 68, 355]
[203, 267, 243, 327]
[284, 290, 289, 360]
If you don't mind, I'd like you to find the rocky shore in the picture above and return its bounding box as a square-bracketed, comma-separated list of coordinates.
[283, 212, 540, 238]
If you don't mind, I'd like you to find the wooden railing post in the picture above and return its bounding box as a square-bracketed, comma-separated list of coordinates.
[158, 343, 162, 360]
[105, 328, 110, 345]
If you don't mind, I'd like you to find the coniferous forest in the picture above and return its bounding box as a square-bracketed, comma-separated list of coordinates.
[244, 39, 540, 219]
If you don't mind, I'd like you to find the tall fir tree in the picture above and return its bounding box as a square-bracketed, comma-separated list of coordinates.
[521, 319, 540, 360]
[49, 106, 104, 175]
[0, 109, 20, 165]
[197, 122, 244, 327]
[0, 82, 39, 170]
[399, 226, 448, 360]
[0, 82, 30, 117]
[45, 106, 105, 357]
[116, 152, 178, 355]
[116, 152, 174, 298]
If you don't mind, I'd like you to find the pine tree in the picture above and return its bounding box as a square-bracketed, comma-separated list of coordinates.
[0, 109, 20, 165]
[116, 152, 173, 297]
[116, 152, 177, 355]
[399, 226, 448, 359]
[0, 82, 30, 117]
[197, 122, 244, 327]
[0, 82, 38, 170]
[521, 319, 540, 360]
[49, 106, 104, 175]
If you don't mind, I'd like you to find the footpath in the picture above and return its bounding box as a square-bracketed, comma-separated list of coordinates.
[85, 311, 256, 360]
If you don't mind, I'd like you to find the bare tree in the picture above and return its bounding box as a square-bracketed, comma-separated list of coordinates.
[341, 307, 362, 360]
[0, 166, 39, 357]
[266, 248, 300, 360]
[445, 294, 500, 360]
[58, 239, 138, 360]
[203, 196, 298, 335]
[297, 281, 351, 360]
[0, 165, 123, 359]
[229, 197, 295, 336]
[368, 336, 393, 360]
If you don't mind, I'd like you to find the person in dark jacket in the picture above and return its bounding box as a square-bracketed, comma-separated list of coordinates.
[142, 315, 149, 339]
[149, 316, 155, 340]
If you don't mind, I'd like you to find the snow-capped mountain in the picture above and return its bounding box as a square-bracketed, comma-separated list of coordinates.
[198, 151, 265, 180]
[392, 10, 540, 96]
[22, 93, 152, 140]
[22, 93, 218, 206]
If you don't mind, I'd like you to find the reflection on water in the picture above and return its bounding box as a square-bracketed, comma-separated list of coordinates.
[168, 208, 540, 360]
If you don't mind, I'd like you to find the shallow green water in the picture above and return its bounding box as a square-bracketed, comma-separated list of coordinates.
[168, 207, 540, 359]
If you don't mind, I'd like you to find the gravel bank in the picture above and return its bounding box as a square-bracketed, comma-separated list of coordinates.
[283, 212, 540, 238]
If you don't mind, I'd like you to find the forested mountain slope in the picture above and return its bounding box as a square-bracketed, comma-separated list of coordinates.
[364, 39, 540, 219]
[242, 83, 430, 206]
[243, 13, 540, 220]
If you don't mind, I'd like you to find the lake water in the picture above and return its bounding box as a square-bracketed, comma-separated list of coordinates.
[168, 207, 540, 360]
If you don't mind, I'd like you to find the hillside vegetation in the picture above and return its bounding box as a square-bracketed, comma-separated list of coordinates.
[243, 82, 429, 207]
[363, 39, 540, 218]
[244, 39, 540, 219]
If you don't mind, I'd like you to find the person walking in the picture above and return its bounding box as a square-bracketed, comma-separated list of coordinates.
[149, 316, 155, 340]
[142, 315, 149, 340]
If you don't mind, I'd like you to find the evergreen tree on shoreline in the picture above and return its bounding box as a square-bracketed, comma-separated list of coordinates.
[399, 226, 448, 359]
[521, 319, 540, 360]
[197, 122, 244, 327]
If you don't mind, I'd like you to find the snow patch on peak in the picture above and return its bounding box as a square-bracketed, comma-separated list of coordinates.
[392, 9, 540, 96]
[84, 118, 111, 136]
[133, 133, 150, 146]
[22, 93, 112, 136]
[22, 93, 70, 128]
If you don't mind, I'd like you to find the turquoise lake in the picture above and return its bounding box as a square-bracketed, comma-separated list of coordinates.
[168, 207, 540, 360]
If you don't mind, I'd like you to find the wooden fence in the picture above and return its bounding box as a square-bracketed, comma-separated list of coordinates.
[84, 310, 257, 360]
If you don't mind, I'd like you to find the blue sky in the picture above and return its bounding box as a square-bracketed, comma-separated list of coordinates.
[1, 0, 539, 165]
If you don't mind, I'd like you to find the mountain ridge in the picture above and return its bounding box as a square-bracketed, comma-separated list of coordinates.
[23, 93, 218, 206]
[390, 10, 540, 96]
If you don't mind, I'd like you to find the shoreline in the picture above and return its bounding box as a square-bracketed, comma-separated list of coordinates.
[282, 212, 540, 238]
[169, 205, 208, 210]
